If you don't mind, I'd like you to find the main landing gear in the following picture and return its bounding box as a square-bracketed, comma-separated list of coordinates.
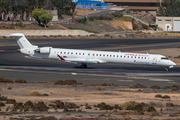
[80, 63, 87, 68]
[165, 68, 168, 71]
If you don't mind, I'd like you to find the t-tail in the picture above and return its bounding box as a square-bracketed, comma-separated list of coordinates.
[5, 33, 38, 49]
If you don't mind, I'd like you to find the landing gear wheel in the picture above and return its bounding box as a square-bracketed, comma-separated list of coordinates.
[165, 68, 168, 71]
[80, 63, 87, 68]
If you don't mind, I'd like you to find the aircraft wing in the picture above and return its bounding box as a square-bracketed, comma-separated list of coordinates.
[57, 55, 107, 64]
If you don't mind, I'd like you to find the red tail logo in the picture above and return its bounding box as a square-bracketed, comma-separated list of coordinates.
[57, 54, 65, 61]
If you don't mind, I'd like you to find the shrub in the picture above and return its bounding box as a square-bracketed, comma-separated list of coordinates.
[114, 104, 122, 110]
[150, 85, 161, 89]
[63, 80, 77, 85]
[54, 80, 63, 85]
[102, 83, 108, 86]
[0, 96, 8, 101]
[162, 95, 170, 99]
[0, 77, 13, 83]
[78, 17, 87, 23]
[133, 83, 146, 88]
[12, 102, 24, 111]
[89, 17, 94, 21]
[85, 106, 92, 109]
[24, 100, 33, 107]
[15, 78, 27, 83]
[55, 80, 77, 85]
[32, 102, 48, 111]
[147, 106, 156, 112]
[29, 91, 41, 96]
[6, 99, 16, 104]
[142, 24, 149, 30]
[96, 102, 114, 110]
[0, 102, 5, 107]
[123, 101, 137, 110]
[53, 100, 65, 109]
[155, 94, 162, 98]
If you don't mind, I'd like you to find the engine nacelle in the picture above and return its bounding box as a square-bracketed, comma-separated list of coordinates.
[35, 47, 52, 54]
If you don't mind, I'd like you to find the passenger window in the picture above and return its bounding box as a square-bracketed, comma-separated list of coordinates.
[117, 55, 119, 57]
[113, 55, 115, 57]
[93, 54, 94, 56]
[107, 55, 108, 57]
[131, 56, 133, 58]
[54, 51, 56, 53]
[127, 56, 129, 58]
[110, 55, 111, 57]
[120, 56, 122, 57]
[79, 53, 81, 55]
[135, 56, 136, 58]
[142, 57, 143, 59]
[100, 54, 101, 56]
[83, 53, 84, 55]
[76, 53, 77, 55]
[64, 52, 66, 54]
[145, 57, 146, 59]
[103, 54, 105, 57]
[88, 54, 90, 56]
[124, 56, 126, 58]
[71, 52, 73, 54]
[68, 52, 69, 54]
[138, 57, 140, 59]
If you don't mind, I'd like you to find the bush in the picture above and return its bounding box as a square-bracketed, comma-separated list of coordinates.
[96, 102, 114, 110]
[89, 17, 94, 21]
[155, 94, 162, 98]
[147, 106, 156, 112]
[142, 24, 149, 30]
[55, 80, 77, 85]
[24, 100, 33, 107]
[85, 106, 92, 109]
[32, 102, 48, 111]
[0, 102, 5, 107]
[78, 17, 87, 23]
[29, 91, 41, 96]
[162, 95, 170, 99]
[6, 99, 16, 104]
[15, 78, 27, 83]
[133, 83, 146, 88]
[0, 77, 13, 83]
[102, 83, 108, 86]
[150, 85, 161, 89]
[112, 12, 123, 18]
[123, 101, 137, 110]
[0, 96, 8, 101]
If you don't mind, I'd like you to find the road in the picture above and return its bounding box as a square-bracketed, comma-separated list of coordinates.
[0, 38, 180, 86]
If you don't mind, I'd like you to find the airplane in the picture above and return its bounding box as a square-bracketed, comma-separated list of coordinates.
[6, 33, 176, 71]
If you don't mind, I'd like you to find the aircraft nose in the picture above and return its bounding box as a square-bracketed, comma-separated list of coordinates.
[170, 61, 176, 66]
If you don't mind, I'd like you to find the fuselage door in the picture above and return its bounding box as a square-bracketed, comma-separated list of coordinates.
[152, 57, 157, 64]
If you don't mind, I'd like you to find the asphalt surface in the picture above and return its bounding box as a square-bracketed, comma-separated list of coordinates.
[0, 38, 180, 86]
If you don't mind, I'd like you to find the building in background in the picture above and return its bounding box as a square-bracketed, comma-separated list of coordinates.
[103, 0, 160, 11]
[73, 0, 108, 10]
[156, 17, 180, 31]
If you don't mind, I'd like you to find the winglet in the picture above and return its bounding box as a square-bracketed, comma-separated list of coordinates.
[57, 54, 65, 61]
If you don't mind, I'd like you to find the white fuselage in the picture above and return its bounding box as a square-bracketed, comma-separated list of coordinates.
[20, 47, 176, 67]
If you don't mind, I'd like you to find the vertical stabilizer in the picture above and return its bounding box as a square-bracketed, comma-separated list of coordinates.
[5, 33, 33, 48]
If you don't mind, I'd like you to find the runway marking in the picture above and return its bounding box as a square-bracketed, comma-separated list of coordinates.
[148, 79, 173, 82]
[117, 80, 134, 82]
[71, 73, 77, 75]
[92, 42, 180, 51]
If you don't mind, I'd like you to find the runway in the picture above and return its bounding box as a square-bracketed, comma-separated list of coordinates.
[0, 38, 180, 86]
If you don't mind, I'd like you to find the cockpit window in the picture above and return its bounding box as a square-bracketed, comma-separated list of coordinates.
[161, 57, 169, 60]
